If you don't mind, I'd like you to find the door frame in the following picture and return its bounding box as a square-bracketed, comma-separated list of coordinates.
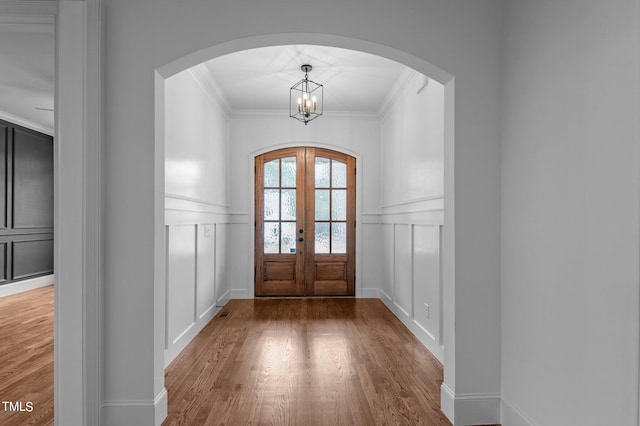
[0, 1, 103, 425]
[249, 142, 365, 298]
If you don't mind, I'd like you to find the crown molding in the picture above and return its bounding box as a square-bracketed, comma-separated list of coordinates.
[0, 109, 54, 136]
[377, 67, 423, 119]
[188, 64, 234, 118]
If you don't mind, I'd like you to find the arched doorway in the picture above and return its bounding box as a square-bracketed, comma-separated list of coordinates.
[255, 147, 356, 296]
[156, 32, 457, 424]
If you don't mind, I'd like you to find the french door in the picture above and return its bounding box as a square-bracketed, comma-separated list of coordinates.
[255, 147, 356, 296]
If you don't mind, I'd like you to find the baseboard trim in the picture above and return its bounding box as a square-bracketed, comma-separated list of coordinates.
[440, 383, 455, 422]
[216, 289, 231, 306]
[380, 289, 393, 303]
[440, 383, 501, 425]
[380, 293, 444, 362]
[229, 289, 250, 299]
[0, 274, 54, 298]
[102, 388, 168, 426]
[165, 303, 219, 367]
[501, 397, 536, 426]
[360, 287, 380, 298]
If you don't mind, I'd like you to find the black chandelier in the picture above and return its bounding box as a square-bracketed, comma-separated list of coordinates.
[290, 64, 323, 125]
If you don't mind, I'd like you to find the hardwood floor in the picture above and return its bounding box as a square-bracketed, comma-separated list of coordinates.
[0, 288, 497, 425]
[0, 285, 54, 426]
[163, 298, 453, 426]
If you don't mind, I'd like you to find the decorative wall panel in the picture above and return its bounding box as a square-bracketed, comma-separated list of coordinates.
[412, 225, 441, 343]
[393, 224, 412, 317]
[0, 120, 54, 286]
[167, 225, 197, 346]
[196, 224, 216, 319]
[0, 242, 7, 282]
[379, 209, 444, 362]
[12, 239, 54, 280]
[0, 125, 6, 230]
[12, 129, 54, 229]
[164, 213, 230, 367]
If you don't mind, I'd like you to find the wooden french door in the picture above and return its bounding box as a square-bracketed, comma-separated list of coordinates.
[255, 147, 356, 296]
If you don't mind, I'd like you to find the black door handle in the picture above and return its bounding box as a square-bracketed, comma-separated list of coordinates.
[298, 237, 304, 242]
[299, 229, 304, 233]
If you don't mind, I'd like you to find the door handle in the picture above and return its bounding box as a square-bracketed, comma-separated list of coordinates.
[298, 237, 304, 242]
[299, 229, 304, 233]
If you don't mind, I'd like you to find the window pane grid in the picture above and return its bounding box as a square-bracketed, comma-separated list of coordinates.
[314, 158, 348, 254]
[263, 157, 297, 254]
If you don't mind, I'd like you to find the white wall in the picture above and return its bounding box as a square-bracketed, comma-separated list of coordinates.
[501, 1, 640, 425]
[165, 69, 229, 206]
[227, 113, 381, 298]
[378, 72, 445, 361]
[102, 0, 503, 423]
[381, 71, 444, 208]
[164, 69, 230, 366]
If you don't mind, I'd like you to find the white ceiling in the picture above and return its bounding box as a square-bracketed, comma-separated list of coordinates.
[0, 16, 55, 133]
[0, 37, 411, 135]
[202, 45, 410, 114]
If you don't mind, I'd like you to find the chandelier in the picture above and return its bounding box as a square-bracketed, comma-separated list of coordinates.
[290, 64, 323, 125]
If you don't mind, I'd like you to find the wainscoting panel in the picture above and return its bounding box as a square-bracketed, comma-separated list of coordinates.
[393, 224, 413, 317]
[196, 224, 216, 319]
[360, 223, 384, 297]
[215, 223, 229, 305]
[12, 238, 54, 280]
[412, 224, 441, 346]
[165, 208, 230, 366]
[381, 224, 395, 300]
[0, 120, 54, 290]
[0, 125, 5, 230]
[167, 225, 197, 347]
[0, 242, 6, 282]
[379, 205, 444, 362]
[12, 128, 54, 229]
[226, 223, 250, 298]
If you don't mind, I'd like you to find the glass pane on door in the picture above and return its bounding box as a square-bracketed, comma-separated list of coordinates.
[264, 222, 280, 253]
[281, 222, 296, 253]
[315, 158, 330, 187]
[281, 189, 296, 220]
[264, 189, 279, 220]
[332, 161, 347, 187]
[281, 157, 296, 187]
[264, 160, 279, 187]
[315, 190, 330, 220]
[331, 223, 347, 253]
[315, 222, 330, 254]
[331, 190, 347, 221]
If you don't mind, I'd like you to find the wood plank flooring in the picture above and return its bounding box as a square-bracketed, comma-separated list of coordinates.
[0, 285, 54, 426]
[0, 288, 496, 426]
[163, 298, 453, 426]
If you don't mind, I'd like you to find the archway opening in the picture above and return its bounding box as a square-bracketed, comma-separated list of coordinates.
[156, 34, 455, 420]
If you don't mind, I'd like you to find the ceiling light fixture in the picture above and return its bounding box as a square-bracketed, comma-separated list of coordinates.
[290, 64, 323, 125]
